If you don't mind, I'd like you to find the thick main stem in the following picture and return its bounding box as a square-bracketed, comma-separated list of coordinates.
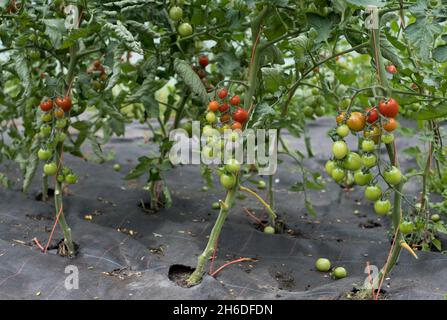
[187, 188, 237, 286]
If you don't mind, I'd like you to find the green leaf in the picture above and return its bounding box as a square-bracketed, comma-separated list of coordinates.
[307, 13, 337, 43]
[105, 46, 126, 90]
[346, 0, 387, 7]
[174, 58, 208, 106]
[125, 156, 150, 180]
[14, 53, 31, 97]
[22, 138, 40, 193]
[162, 183, 173, 208]
[261, 67, 284, 92]
[407, 102, 447, 120]
[104, 21, 143, 55]
[42, 19, 65, 48]
[433, 45, 447, 62]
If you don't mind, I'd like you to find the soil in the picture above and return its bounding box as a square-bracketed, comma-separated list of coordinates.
[0, 117, 446, 300]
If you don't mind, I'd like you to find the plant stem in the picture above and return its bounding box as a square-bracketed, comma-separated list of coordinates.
[304, 129, 314, 158]
[42, 174, 49, 201]
[240, 186, 277, 224]
[187, 188, 237, 286]
[268, 175, 274, 211]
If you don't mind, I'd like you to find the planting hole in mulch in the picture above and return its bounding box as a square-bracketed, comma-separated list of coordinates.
[168, 264, 195, 288]
[35, 188, 55, 201]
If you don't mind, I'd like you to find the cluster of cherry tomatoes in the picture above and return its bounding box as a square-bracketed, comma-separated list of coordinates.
[194, 55, 209, 80]
[37, 96, 77, 185]
[168, 5, 193, 37]
[205, 88, 248, 131]
[87, 60, 107, 91]
[326, 97, 406, 218]
[4, 0, 20, 13]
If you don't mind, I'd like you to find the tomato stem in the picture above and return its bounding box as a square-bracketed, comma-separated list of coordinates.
[239, 186, 276, 225]
[42, 174, 49, 202]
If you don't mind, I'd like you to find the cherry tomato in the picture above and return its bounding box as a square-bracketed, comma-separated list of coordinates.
[41, 113, 53, 123]
[303, 106, 314, 118]
[38, 149, 52, 161]
[43, 162, 58, 176]
[379, 98, 399, 118]
[220, 113, 231, 123]
[220, 174, 236, 189]
[361, 153, 377, 168]
[325, 160, 336, 176]
[354, 170, 373, 186]
[198, 55, 209, 68]
[381, 133, 394, 144]
[331, 167, 346, 182]
[55, 132, 66, 143]
[113, 164, 121, 172]
[225, 159, 241, 173]
[55, 96, 72, 112]
[336, 124, 349, 138]
[332, 267, 347, 279]
[365, 185, 382, 201]
[315, 258, 331, 272]
[231, 122, 242, 130]
[384, 166, 402, 185]
[343, 152, 362, 171]
[197, 69, 206, 79]
[363, 125, 381, 143]
[332, 141, 348, 160]
[218, 88, 228, 99]
[65, 174, 78, 184]
[257, 180, 266, 189]
[211, 202, 220, 210]
[206, 112, 217, 124]
[399, 221, 414, 235]
[54, 108, 65, 119]
[386, 65, 397, 74]
[362, 139, 376, 152]
[178, 23, 193, 37]
[374, 199, 391, 215]
[208, 100, 219, 112]
[40, 99, 53, 112]
[383, 118, 398, 132]
[40, 125, 52, 137]
[346, 112, 366, 132]
[169, 6, 183, 21]
[314, 106, 325, 117]
[232, 108, 248, 124]
[431, 214, 441, 222]
[230, 95, 241, 106]
[219, 103, 229, 113]
[336, 112, 346, 124]
[264, 226, 275, 234]
[93, 60, 102, 69]
[365, 107, 378, 123]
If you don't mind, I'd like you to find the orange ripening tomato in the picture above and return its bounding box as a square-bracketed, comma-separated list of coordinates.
[54, 108, 65, 119]
[220, 113, 231, 123]
[346, 111, 366, 132]
[386, 65, 397, 74]
[231, 122, 242, 130]
[336, 112, 346, 124]
[383, 118, 398, 132]
[208, 100, 219, 112]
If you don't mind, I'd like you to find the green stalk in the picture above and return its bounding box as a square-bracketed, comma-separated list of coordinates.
[54, 144, 75, 256]
[304, 129, 314, 158]
[187, 188, 237, 286]
[42, 174, 49, 201]
[268, 175, 274, 211]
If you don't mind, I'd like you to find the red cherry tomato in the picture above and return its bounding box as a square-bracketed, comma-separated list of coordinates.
[379, 98, 399, 118]
[232, 107, 248, 124]
[219, 103, 229, 113]
[55, 96, 72, 112]
[218, 88, 228, 99]
[386, 65, 397, 74]
[230, 95, 241, 106]
[198, 55, 209, 68]
[40, 99, 53, 112]
[365, 107, 379, 123]
[383, 118, 398, 132]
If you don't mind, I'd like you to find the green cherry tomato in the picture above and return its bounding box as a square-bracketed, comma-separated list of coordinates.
[178, 23, 193, 37]
[384, 166, 402, 185]
[340, 98, 350, 109]
[257, 180, 267, 189]
[220, 174, 236, 189]
[211, 202, 220, 210]
[56, 118, 68, 129]
[55, 132, 66, 143]
[431, 214, 441, 222]
[57, 175, 65, 183]
[336, 124, 350, 138]
[315, 258, 331, 272]
[225, 159, 241, 173]
[263, 226, 275, 234]
[314, 106, 325, 117]
[113, 164, 121, 172]
[361, 153, 377, 168]
[41, 113, 53, 123]
[65, 174, 78, 185]
[40, 125, 52, 137]
[332, 267, 347, 279]
[332, 141, 348, 160]
[303, 106, 314, 118]
[354, 170, 373, 186]
[364, 185, 382, 201]
[374, 199, 391, 215]
[399, 221, 414, 235]
[325, 160, 336, 176]
[37, 149, 52, 161]
[331, 167, 346, 182]
[361, 139, 375, 152]
[43, 162, 58, 176]
[169, 6, 183, 20]
[343, 152, 362, 171]
[206, 111, 217, 124]
[381, 133, 394, 144]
